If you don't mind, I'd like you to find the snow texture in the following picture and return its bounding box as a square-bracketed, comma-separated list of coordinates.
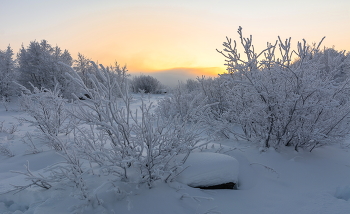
[1, 96, 350, 214]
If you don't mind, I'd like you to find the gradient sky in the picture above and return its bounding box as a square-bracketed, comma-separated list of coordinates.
[1, 0, 349, 85]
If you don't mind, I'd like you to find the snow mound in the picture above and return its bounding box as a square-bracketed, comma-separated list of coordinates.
[335, 186, 350, 201]
[176, 152, 239, 188]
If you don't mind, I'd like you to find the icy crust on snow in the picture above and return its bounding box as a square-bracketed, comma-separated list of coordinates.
[176, 152, 239, 187]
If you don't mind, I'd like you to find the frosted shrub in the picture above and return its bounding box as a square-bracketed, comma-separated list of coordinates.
[157, 78, 235, 138]
[133, 97, 206, 186]
[197, 76, 229, 118]
[66, 62, 205, 188]
[18, 83, 70, 151]
[156, 82, 210, 123]
[217, 26, 350, 151]
[195, 76, 241, 138]
[130, 74, 162, 94]
[185, 79, 200, 92]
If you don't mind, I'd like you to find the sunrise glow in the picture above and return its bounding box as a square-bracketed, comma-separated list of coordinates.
[1, 0, 349, 85]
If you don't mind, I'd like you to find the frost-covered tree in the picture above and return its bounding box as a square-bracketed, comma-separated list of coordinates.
[131, 74, 162, 93]
[17, 40, 76, 98]
[106, 61, 129, 97]
[0, 45, 17, 100]
[217, 26, 350, 151]
[73, 53, 95, 89]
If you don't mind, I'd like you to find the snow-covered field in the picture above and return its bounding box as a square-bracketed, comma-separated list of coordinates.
[1, 95, 350, 214]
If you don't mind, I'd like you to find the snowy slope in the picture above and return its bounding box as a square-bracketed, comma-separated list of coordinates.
[1, 96, 350, 214]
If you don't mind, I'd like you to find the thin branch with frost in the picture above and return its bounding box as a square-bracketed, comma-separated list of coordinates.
[0, 121, 18, 135]
[0, 97, 9, 111]
[0, 144, 14, 157]
[7, 161, 53, 194]
[21, 132, 42, 154]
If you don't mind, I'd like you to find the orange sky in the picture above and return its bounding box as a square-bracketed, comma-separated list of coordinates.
[1, 0, 349, 84]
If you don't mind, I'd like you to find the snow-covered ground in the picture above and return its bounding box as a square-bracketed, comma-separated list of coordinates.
[1, 95, 350, 214]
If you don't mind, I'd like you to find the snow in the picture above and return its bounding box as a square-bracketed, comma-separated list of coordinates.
[335, 186, 350, 201]
[175, 152, 239, 187]
[1, 96, 350, 213]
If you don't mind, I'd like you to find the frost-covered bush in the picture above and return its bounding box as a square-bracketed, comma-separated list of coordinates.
[130, 74, 162, 94]
[217, 26, 350, 151]
[18, 83, 71, 151]
[156, 82, 210, 123]
[184, 78, 200, 92]
[197, 76, 233, 121]
[66, 63, 205, 188]
[12, 62, 206, 201]
[157, 78, 234, 138]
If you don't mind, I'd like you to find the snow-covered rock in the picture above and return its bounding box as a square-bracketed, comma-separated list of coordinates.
[176, 152, 239, 189]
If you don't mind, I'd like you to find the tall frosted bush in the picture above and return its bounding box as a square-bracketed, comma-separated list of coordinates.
[217, 27, 350, 151]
